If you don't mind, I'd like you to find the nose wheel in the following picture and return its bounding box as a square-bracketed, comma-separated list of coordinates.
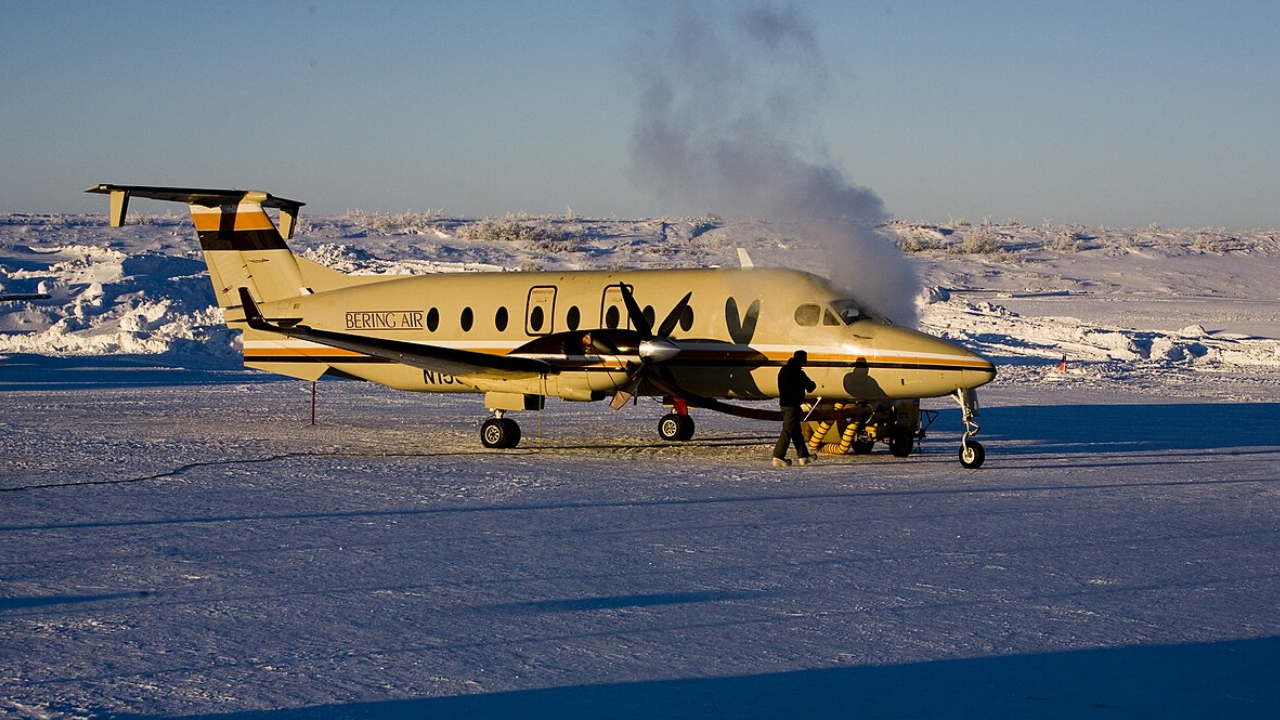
[959, 439, 985, 469]
[954, 389, 985, 469]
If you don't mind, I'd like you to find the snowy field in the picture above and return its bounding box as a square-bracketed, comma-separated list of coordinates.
[2, 213, 1279, 718]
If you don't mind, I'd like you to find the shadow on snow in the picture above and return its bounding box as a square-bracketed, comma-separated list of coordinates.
[0, 353, 269, 391]
[979, 401, 1280, 454]
[112, 636, 1279, 720]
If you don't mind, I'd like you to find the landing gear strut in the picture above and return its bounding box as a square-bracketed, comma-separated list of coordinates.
[480, 411, 521, 449]
[954, 388, 985, 469]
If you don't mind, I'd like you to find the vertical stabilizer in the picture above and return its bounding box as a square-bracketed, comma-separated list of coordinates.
[86, 184, 310, 306]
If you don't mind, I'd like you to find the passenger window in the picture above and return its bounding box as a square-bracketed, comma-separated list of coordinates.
[427, 307, 440, 332]
[605, 305, 620, 329]
[461, 307, 474, 332]
[530, 306, 545, 332]
[679, 305, 694, 332]
[566, 306, 580, 331]
[794, 304, 820, 327]
[495, 306, 509, 332]
[643, 305, 656, 330]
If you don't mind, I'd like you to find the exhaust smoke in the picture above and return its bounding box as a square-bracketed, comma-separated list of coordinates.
[627, 2, 919, 326]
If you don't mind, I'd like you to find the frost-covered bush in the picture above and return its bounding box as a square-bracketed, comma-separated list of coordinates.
[889, 221, 950, 252]
[343, 209, 445, 235]
[1049, 230, 1089, 253]
[1190, 229, 1242, 254]
[897, 235, 947, 252]
[951, 227, 1002, 254]
[455, 215, 580, 251]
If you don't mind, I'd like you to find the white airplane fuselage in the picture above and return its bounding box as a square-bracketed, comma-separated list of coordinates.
[245, 266, 995, 403]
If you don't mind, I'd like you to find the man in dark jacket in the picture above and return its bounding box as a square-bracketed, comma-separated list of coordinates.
[773, 350, 817, 466]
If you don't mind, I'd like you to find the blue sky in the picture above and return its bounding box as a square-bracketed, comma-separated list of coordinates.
[3, 1, 1278, 229]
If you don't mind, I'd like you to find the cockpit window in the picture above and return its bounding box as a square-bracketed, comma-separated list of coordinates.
[794, 304, 821, 327]
[823, 309, 841, 326]
[830, 299, 867, 324]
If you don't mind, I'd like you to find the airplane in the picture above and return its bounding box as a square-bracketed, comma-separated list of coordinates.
[87, 183, 996, 468]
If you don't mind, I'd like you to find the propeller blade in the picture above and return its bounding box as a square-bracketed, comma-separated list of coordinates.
[656, 291, 693, 338]
[609, 389, 634, 410]
[617, 283, 653, 340]
[608, 286, 691, 412]
[609, 368, 644, 410]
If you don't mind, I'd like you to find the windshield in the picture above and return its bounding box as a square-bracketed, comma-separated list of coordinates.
[830, 299, 868, 325]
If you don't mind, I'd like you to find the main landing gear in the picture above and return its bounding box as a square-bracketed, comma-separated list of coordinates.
[658, 412, 695, 441]
[657, 398, 695, 442]
[480, 411, 521, 449]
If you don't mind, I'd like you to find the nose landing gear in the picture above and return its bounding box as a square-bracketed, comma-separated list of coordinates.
[955, 388, 985, 469]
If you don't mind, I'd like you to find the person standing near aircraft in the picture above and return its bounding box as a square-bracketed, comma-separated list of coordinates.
[773, 350, 817, 467]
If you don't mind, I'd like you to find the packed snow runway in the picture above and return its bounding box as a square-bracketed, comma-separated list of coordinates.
[2, 365, 1277, 719]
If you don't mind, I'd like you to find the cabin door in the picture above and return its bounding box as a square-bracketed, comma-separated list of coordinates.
[600, 284, 629, 330]
[525, 285, 557, 335]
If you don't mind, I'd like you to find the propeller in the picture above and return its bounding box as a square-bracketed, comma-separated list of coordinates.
[608, 284, 692, 409]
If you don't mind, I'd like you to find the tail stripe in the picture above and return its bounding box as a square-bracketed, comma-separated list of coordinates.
[191, 204, 290, 252]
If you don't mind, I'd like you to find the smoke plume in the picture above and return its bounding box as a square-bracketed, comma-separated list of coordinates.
[628, 2, 919, 325]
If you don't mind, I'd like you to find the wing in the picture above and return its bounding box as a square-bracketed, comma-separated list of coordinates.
[237, 288, 555, 381]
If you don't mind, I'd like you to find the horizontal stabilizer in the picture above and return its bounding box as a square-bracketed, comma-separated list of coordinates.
[86, 184, 305, 238]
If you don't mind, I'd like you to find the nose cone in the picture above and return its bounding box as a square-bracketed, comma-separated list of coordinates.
[865, 324, 996, 392]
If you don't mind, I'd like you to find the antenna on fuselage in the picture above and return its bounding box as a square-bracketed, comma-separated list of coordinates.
[736, 248, 755, 268]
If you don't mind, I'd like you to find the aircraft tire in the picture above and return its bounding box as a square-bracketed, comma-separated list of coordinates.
[481, 417, 521, 449]
[658, 413, 695, 442]
[677, 414, 695, 441]
[959, 440, 985, 469]
[889, 431, 914, 458]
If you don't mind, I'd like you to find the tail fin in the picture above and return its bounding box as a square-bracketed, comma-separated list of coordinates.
[86, 184, 310, 306]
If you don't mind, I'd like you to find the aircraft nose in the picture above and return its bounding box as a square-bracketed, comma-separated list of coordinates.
[869, 325, 996, 391]
[955, 343, 997, 389]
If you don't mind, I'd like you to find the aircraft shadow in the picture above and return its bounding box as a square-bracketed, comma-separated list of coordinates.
[113, 636, 1279, 720]
[0, 353, 270, 391]
[978, 401, 1280, 454]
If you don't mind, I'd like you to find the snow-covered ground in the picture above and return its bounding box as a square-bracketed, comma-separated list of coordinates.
[2, 213, 1278, 718]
